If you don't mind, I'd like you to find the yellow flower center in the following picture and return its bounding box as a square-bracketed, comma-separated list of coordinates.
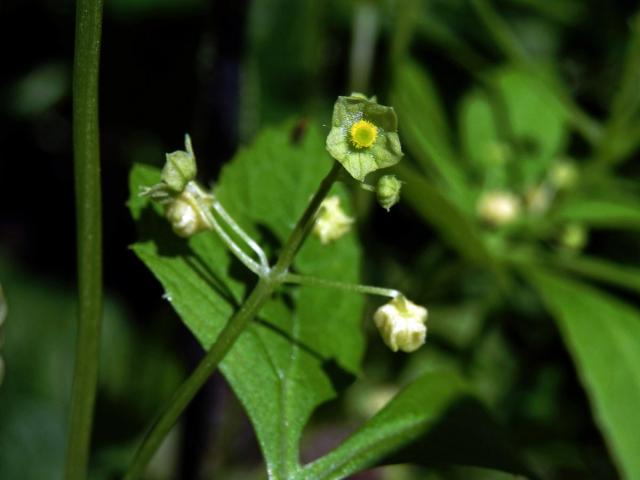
[350, 120, 378, 149]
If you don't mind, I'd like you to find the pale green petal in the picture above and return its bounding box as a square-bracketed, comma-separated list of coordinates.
[326, 95, 403, 181]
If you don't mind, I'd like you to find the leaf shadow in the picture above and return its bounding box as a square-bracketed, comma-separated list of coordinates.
[254, 316, 356, 393]
[384, 397, 536, 478]
[136, 206, 239, 308]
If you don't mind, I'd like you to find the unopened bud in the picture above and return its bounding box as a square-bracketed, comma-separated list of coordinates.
[376, 175, 402, 211]
[313, 196, 354, 244]
[162, 134, 197, 192]
[165, 188, 211, 238]
[374, 296, 428, 353]
[550, 160, 578, 190]
[477, 191, 521, 227]
[559, 223, 587, 251]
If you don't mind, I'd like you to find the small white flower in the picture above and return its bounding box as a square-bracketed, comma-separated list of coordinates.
[374, 296, 428, 353]
[312, 196, 354, 244]
[477, 191, 520, 227]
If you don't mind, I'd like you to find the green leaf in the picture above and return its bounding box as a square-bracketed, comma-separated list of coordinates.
[298, 372, 528, 480]
[129, 123, 364, 478]
[395, 163, 498, 272]
[459, 66, 568, 189]
[554, 254, 640, 296]
[524, 267, 640, 480]
[392, 61, 471, 204]
[553, 196, 640, 231]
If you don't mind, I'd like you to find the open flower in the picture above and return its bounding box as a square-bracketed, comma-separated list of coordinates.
[312, 196, 354, 244]
[374, 296, 428, 353]
[326, 93, 403, 181]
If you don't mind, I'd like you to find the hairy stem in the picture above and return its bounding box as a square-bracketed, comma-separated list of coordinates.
[65, 0, 104, 478]
[123, 162, 343, 479]
[283, 273, 399, 298]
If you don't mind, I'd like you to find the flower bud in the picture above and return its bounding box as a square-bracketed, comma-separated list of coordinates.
[477, 191, 521, 227]
[374, 296, 428, 353]
[312, 196, 354, 244]
[559, 223, 587, 251]
[376, 175, 402, 211]
[162, 134, 197, 192]
[550, 160, 578, 190]
[165, 189, 211, 238]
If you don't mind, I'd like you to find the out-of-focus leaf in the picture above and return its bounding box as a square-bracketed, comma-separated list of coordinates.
[0, 252, 180, 480]
[392, 61, 471, 205]
[553, 196, 640, 230]
[395, 163, 498, 272]
[298, 372, 529, 479]
[129, 124, 364, 478]
[459, 66, 568, 188]
[554, 254, 640, 296]
[524, 267, 640, 480]
[7, 63, 68, 117]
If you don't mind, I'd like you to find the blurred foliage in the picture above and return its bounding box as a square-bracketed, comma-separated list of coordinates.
[2, 0, 640, 478]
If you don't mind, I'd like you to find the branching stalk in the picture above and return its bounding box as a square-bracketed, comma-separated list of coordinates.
[211, 194, 270, 268]
[123, 162, 344, 479]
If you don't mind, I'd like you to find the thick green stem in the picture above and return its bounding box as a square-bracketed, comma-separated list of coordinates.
[124, 162, 342, 479]
[66, 0, 104, 478]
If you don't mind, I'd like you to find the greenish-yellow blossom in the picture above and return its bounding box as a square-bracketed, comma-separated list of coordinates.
[374, 296, 428, 353]
[376, 175, 402, 211]
[326, 93, 403, 181]
[312, 195, 354, 244]
[162, 134, 197, 192]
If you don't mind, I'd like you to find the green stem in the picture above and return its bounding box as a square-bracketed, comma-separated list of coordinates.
[273, 161, 343, 274]
[66, 0, 104, 478]
[283, 273, 399, 298]
[123, 162, 343, 479]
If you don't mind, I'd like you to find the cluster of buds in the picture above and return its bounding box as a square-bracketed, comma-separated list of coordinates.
[142, 135, 213, 238]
